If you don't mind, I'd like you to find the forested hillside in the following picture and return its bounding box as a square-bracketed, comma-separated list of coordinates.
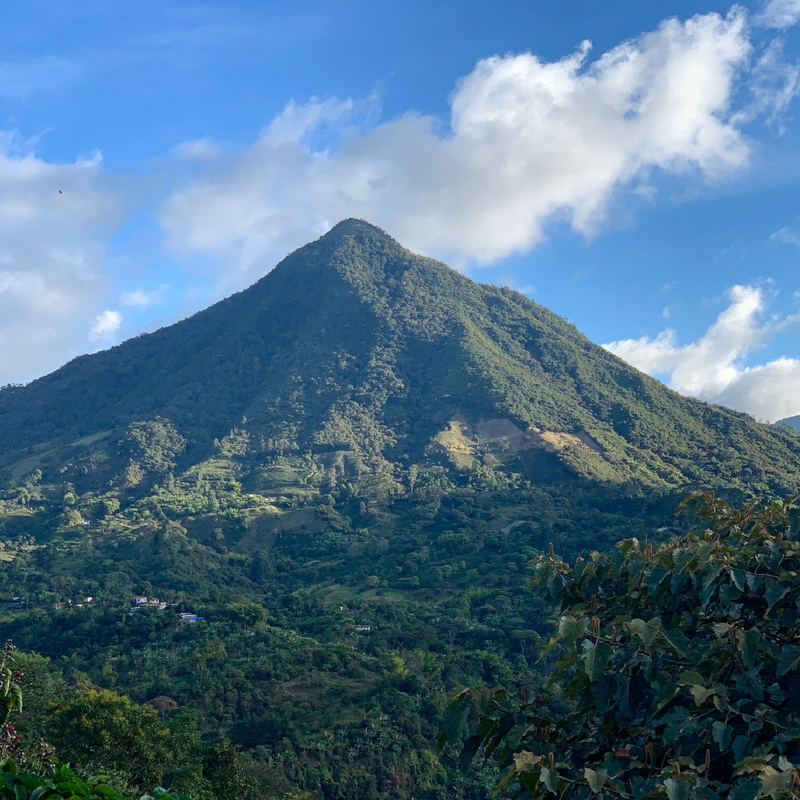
[0, 220, 798, 798]
[2, 219, 799, 492]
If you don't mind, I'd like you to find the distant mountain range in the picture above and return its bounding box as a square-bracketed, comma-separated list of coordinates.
[779, 415, 800, 432]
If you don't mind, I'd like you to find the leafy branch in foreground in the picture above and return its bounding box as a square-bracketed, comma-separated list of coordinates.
[0, 763, 195, 799]
[441, 492, 800, 800]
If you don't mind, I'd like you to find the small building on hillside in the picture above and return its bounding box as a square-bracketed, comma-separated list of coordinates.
[128, 597, 167, 616]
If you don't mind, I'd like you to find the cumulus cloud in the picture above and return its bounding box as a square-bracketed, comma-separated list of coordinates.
[159, 8, 798, 287]
[603, 285, 800, 421]
[0, 132, 120, 384]
[89, 309, 122, 340]
[4, 5, 800, 394]
[756, 0, 800, 29]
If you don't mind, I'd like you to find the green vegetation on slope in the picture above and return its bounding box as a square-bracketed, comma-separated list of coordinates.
[0, 221, 798, 798]
[1, 219, 798, 494]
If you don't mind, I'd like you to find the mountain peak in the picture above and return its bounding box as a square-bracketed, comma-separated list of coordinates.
[309, 219, 402, 257]
[265, 216, 435, 298]
[1, 224, 799, 495]
[322, 218, 395, 240]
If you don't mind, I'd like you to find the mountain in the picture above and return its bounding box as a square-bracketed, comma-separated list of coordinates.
[1, 219, 800, 800]
[1, 218, 799, 499]
[779, 415, 800, 432]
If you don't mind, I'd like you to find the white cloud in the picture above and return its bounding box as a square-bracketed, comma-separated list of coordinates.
[772, 226, 800, 246]
[756, 0, 800, 29]
[603, 285, 800, 421]
[89, 309, 122, 340]
[158, 8, 796, 287]
[173, 137, 222, 161]
[739, 39, 800, 126]
[3, 5, 800, 394]
[0, 131, 120, 384]
[120, 285, 169, 307]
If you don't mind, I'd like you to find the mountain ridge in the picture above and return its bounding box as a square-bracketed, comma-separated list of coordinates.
[1, 218, 799, 496]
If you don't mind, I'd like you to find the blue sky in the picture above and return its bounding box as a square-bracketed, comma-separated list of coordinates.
[2, 0, 800, 420]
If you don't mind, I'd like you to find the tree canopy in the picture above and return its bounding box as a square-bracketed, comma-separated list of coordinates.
[0, 645, 194, 800]
[443, 492, 800, 800]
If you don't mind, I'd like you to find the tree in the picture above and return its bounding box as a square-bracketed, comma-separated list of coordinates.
[510, 629, 541, 659]
[162, 709, 213, 800]
[47, 689, 170, 792]
[61, 508, 83, 527]
[13, 650, 64, 744]
[124, 460, 145, 489]
[441, 492, 800, 800]
[0, 645, 144, 799]
[102, 498, 121, 518]
[122, 419, 186, 474]
[202, 737, 255, 799]
[0, 642, 22, 727]
[408, 465, 418, 494]
[0, 642, 47, 773]
[220, 603, 266, 627]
